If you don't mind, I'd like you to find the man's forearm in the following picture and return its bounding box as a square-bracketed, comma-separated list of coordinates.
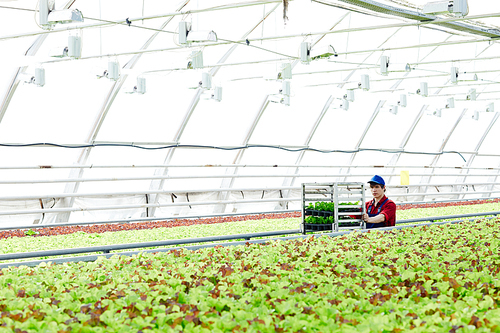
[367, 214, 385, 224]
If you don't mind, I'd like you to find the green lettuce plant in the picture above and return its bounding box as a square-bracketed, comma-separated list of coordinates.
[0, 220, 499, 332]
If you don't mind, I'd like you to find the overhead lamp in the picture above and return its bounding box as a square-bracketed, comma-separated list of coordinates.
[380, 56, 389, 76]
[398, 94, 407, 107]
[458, 72, 478, 82]
[49, 35, 82, 58]
[179, 21, 217, 44]
[451, 67, 458, 84]
[422, 0, 468, 17]
[188, 50, 203, 69]
[450, 67, 477, 83]
[125, 77, 146, 94]
[389, 105, 398, 115]
[201, 72, 212, 89]
[39, 0, 83, 29]
[301, 44, 338, 64]
[107, 61, 119, 81]
[19, 67, 45, 87]
[466, 88, 476, 101]
[390, 63, 411, 73]
[96, 61, 120, 80]
[48, 46, 68, 58]
[360, 75, 370, 91]
[281, 95, 291, 106]
[380, 105, 398, 115]
[340, 99, 349, 111]
[417, 82, 428, 97]
[300, 42, 311, 64]
[427, 104, 445, 117]
[380, 56, 411, 75]
[470, 103, 494, 120]
[472, 110, 479, 120]
[446, 97, 455, 108]
[310, 45, 338, 60]
[343, 75, 369, 91]
[278, 63, 292, 80]
[344, 90, 355, 102]
[68, 36, 82, 58]
[134, 77, 146, 94]
[179, 22, 191, 44]
[187, 30, 217, 43]
[281, 81, 291, 96]
[212, 86, 222, 102]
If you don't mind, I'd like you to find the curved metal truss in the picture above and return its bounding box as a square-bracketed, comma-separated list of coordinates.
[1, 0, 500, 225]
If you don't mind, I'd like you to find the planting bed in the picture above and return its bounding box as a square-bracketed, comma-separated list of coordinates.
[0, 218, 300, 259]
[0, 213, 301, 241]
[0, 200, 499, 262]
[0, 220, 499, 332]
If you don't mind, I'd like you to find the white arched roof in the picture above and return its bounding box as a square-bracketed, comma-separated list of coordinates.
[1, 0, 500, 225]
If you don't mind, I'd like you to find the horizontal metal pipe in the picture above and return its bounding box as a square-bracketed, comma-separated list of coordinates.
[0, 164, 498, 170]
[395, 196, 500, 206]
[0, 189, 499, 217]
[0, 229, 301, 261]
[395, 210, 500, 224]
[0, 173, 498, 184]
[391, 190, 500, 197]
[0, 186, 300, 201]
[0, 197, 302, 216]
[0, 182, 498, 201]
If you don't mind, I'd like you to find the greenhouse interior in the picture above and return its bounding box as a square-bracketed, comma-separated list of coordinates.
[0, 0, 499, 331]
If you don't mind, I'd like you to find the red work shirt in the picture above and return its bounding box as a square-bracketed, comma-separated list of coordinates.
[365, 195, 397, 227]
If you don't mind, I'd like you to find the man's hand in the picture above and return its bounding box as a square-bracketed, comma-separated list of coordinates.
[364, 213, 385, 224]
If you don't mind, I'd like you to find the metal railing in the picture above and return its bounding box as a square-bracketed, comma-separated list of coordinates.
[0, 186, 499, 218]
[1, 173, 499, 185]
[1, 163, 500, 222]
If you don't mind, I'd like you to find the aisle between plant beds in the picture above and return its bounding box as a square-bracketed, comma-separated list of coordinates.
[301, 182, 366, 234]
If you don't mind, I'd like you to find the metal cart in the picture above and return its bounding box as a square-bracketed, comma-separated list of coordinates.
[301, 182, 366, 234]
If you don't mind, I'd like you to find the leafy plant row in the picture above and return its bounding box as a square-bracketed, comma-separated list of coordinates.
[2, 201, 500, 260]
[0, 212, 302, 241]
[0, 220, 499, 332]
[304, 202, 361, 225]
[305, 201, 360, 212]
[304, 215, 356, 225]
[0, 218, 300, 260]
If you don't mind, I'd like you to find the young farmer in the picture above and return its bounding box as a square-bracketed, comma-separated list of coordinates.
[362, 175, 396, 229]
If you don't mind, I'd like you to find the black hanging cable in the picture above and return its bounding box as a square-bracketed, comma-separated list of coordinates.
[0, 142, 468, 162]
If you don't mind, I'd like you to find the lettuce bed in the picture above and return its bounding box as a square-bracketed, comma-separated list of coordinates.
[0, 220, 499, 332]
[0, 213, 302, 240]
[1, 201, 500, 259]
[0, 218, 300, 257]
[396, 201, 500, 220]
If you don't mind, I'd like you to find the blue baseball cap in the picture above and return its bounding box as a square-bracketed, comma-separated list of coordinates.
[368, 175, 385, 186]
